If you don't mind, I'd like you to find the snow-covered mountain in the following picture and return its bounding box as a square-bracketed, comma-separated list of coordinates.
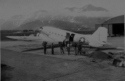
[79, 4, 108, 12]
[65, 7, 78, 12]
[0, 19, 5, 28]
[16, 16, 109, 30]
[65, 4, 110, 17]
[20, 4, 110, 25]
[1, 4, 110, 30]
[0, 15, 25, 30]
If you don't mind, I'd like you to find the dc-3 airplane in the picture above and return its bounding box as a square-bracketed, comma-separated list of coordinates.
[6, 26, 123, 52]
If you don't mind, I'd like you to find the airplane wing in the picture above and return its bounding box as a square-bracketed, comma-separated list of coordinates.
[81, 45, 124, 51]
[6, 35, 43, 41]
[22, 43, 123, 52]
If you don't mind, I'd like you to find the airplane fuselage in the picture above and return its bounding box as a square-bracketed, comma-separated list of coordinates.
[6, 26, 108, 47]
[42, 26, 91, 42]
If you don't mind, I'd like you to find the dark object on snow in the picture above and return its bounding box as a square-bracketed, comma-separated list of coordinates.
[42, 41, 47, 54]
[1, 64, 14, 81]
[90, 51, 113, 61]
[51, 43, 54, 55]
[112, 56, 125, 67]
[59, 42, 65, 54]
[112, 59, 121, 66]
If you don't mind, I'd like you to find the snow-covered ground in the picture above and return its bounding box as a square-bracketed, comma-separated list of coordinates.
[1, 37, 124, 60]
[1, 37, 125, 81]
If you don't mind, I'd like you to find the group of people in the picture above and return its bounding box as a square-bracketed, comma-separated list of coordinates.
[42, 34, 88, 56]
[60, 37, 88, 55]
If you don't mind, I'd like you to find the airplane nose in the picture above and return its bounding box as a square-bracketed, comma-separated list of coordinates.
[38, 29, 49, 36]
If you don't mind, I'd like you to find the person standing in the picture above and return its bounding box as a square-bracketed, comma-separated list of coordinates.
[74, 42, 78, 55]
[65, 33, 70, 46]
[51, 43, 54, 55]
[77, 41, 82, 55]
[69, 34, 75, 45]
[42, 41, 47, 54]
[67, 41, 70, 55]
[62, 40, 66, 48]
[59, 42, 65, 54]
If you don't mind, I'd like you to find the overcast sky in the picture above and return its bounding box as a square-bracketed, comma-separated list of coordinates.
[0, 0, 124, 20]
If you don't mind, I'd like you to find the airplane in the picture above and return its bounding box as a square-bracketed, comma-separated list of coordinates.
[6, 26, 124, 52]
[6, 26, 109, 46]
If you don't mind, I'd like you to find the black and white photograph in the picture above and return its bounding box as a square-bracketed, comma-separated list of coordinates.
[0, 0, 124, 81]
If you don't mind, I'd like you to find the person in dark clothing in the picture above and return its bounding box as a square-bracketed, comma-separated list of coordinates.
[42, 41, 47, 54]
[67, 41, 70, 55]
[51, 43, 54, 55]
[73, 42, 78, 55]
[77, 41, 82, 55]
[69, 34, 75, 45]
[59, 42, 65, 54]
[64, 33, 70, 47]
[62, 40, 66, 47]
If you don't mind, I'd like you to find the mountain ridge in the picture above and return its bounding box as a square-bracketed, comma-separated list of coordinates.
[0, 4, 110, 30]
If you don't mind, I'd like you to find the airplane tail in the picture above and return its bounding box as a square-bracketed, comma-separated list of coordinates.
[92, 27, 108, 44]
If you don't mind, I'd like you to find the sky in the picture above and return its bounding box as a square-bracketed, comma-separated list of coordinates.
[0, 0, 124, 20]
